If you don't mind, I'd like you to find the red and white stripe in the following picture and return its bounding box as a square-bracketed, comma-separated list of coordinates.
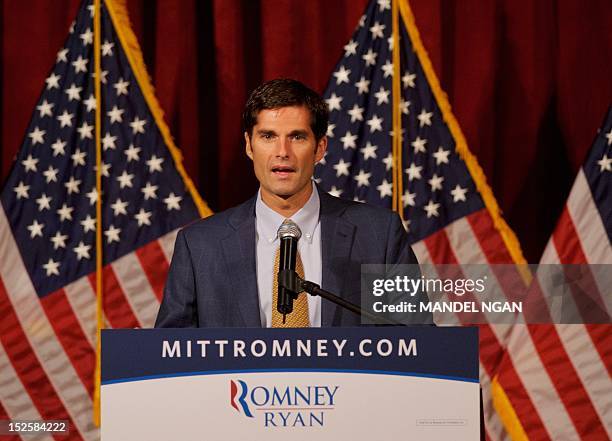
[0, 204, 179, 440]
[564, 170, 612, 265]
[111, 252, 160, 328]
[495, 168, 612, 440]
[412, 208, 524, 441]
[63, 277, 102, 347]
[158, 228, 179, 263]
[0, 341, 54, 441]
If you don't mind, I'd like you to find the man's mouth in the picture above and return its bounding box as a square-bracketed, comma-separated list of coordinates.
[271, 166, 295, 177]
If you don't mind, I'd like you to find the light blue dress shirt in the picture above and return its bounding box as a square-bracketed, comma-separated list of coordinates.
[255, 182, 322, 327]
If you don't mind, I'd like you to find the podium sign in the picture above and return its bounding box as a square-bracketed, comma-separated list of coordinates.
[102, 327, 479, 440]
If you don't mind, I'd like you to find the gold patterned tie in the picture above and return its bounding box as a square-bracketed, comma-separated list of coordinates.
[271, 246, 310, 327]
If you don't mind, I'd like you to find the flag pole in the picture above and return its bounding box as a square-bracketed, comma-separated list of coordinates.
[391, 0, 404, 220]
[93, 0, 104, 427]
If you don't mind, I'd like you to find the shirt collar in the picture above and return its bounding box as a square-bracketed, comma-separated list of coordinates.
[255, 181, 320, 244]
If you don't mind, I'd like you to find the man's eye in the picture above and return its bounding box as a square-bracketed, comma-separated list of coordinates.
[261, 133, 273, 140]
[292, 134, 306, 140]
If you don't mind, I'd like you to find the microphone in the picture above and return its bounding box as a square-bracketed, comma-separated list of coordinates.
[277, 219, 302, 323]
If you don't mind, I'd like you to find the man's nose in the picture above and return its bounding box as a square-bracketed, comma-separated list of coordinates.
[276, 136, 290, 158]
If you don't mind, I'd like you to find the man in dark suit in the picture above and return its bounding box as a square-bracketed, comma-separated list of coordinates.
[155, 79, 426, 328]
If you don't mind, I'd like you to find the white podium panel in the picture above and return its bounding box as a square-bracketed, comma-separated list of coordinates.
[102, 327, 479, 440]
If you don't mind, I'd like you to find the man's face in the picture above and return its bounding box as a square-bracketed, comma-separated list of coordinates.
[245, 106, 327, 201]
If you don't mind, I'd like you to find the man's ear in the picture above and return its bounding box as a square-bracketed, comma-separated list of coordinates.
[245, 132, 253, 160]
[315, 136, 328, 163]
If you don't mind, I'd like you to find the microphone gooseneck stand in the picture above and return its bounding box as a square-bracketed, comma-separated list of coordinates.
[277, 269, 404, 326]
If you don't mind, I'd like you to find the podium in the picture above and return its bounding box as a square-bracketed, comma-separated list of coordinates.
[102, 327, 479, 440]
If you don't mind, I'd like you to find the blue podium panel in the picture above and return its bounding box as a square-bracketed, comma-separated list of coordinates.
[102, 327, 479, 440]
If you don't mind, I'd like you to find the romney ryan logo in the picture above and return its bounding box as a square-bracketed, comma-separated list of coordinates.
[230, 379, 339, 428]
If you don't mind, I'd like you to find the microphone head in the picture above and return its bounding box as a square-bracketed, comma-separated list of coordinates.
[277, 219, 302, 240]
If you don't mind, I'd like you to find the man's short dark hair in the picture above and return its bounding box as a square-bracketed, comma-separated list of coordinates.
[243, 78, 329, 142]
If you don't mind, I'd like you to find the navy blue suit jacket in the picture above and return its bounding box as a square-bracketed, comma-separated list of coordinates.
[155, 187, 424, 327]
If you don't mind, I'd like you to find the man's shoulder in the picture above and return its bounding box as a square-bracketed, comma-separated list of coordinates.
[345, 199, 398, 221]
[178, 197, 254, 241]
[320, 190, 399, 223]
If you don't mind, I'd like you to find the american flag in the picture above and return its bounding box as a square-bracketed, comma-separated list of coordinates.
[314, 0, 528, 439]
[0, 1, 209, 439]
[494, 109, 611, 440]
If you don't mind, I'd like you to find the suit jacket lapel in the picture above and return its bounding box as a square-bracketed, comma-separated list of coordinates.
[221, 196, 261, 327]
[319, 189, 356, 327]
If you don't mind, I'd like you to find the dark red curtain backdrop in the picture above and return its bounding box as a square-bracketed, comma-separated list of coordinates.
[1, 0, 611, 262]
